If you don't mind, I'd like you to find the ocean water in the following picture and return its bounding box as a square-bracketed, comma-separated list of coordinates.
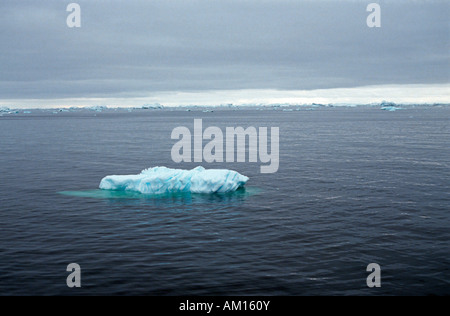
[0, 106, 449, 295]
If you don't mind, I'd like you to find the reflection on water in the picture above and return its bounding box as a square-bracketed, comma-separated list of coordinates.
[59, 186, 262, 205]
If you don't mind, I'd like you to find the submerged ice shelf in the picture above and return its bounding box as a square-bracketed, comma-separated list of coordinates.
[99, 166, 249, 194]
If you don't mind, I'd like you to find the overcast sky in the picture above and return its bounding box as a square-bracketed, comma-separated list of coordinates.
[0, 0, 448, 106]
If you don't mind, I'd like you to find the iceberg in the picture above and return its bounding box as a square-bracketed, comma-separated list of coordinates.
[381, 106, 402, 111]
[99, 166, 249, 194]
[380, 101, 403, 111]
[141, 103, 164, 110]
[380, 101, 397, 107]
[87, 106, 108, 112]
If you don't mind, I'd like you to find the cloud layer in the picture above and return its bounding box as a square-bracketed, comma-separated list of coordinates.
[0, 0, 448, 102]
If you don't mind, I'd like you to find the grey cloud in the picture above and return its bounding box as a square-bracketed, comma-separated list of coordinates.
[0, 0, 448, 99]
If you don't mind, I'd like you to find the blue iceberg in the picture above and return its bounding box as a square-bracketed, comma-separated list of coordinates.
[99, 166, 249, 194]
[380, 101, 403, 111]
[381, 106, 403, 111]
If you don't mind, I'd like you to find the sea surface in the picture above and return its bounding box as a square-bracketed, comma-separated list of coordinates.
[0, 106, 449, 295]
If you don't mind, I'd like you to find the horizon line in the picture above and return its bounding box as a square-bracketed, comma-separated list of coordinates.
[1, 83, 449, 109]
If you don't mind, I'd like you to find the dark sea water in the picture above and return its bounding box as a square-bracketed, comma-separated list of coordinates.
[0, 106, 449, 296]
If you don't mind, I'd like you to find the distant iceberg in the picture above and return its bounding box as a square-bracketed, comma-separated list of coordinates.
[0, 107, 12, 115]
[381, 105, 403, 111]
[381, 106, 402, 111]
[141, 103, 164, 110]
[87, 106, 108, 112]
[380, 101, 403, 111]
[99, 166, 249, 194]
